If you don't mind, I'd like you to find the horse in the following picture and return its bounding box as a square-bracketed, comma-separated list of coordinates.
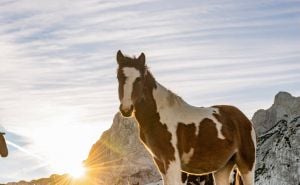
[116, 51, 256, 185]
[0, 132, 8, 157]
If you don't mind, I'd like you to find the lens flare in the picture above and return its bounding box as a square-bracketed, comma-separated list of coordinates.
[68, 163, 86, 179]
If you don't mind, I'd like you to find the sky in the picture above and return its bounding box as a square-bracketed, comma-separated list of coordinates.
[0, 0, 300, 183]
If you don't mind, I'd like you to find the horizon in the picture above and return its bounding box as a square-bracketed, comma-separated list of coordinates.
[0, 0, 300, 183]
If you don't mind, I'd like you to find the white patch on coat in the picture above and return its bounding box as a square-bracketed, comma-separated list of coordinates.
[122, 67, 141, 110]
[152, 83, 225, 140]
[182, 148, 194, 164]
[164, 160, 182, 185]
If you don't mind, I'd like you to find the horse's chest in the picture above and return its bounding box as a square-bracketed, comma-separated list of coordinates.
[139, 121, 176, 161]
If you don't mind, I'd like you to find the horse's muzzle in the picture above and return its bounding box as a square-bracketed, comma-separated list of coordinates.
[119, 104, 134, 117]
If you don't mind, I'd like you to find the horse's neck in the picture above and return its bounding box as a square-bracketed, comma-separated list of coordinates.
[134, 72, 188, 136]
[138, 71, 188, 114]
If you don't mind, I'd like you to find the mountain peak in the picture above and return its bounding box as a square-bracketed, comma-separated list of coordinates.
[252, 92, 300, 135]
[274, 91, 295, 106]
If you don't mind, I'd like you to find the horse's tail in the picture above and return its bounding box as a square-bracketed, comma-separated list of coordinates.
[231, 168, 243, 185]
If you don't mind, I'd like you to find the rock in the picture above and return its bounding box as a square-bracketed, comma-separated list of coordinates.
[84, 113, 161, 185]
[252, 91, 300, 135]
[253, 92, 300, 185]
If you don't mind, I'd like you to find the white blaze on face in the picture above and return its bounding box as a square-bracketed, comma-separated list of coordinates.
[122, 67, 141, 110]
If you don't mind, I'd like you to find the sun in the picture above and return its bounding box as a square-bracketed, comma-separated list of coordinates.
[68, 163, 86, 179]
[29, 120, 98, 179]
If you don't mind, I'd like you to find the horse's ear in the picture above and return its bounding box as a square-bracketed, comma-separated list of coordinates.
[117, 50, 124, 65]
[138, 52, 145, 66]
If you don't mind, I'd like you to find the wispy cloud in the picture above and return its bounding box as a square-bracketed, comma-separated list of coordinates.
[0, 0, 300, 182]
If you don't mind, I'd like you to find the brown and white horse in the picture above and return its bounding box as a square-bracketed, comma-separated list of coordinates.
[0, 132, 8, 157]
[116, 51, 256, 185]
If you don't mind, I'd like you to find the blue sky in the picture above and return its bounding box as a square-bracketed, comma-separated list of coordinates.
[0, 0, 300, 183]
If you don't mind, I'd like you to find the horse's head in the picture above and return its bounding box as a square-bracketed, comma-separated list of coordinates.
[116, 50, 147, 117]
[0, 132, 8, 157]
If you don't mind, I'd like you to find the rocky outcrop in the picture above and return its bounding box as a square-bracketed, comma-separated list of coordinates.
[84, 113, 161, 185]
[253, 92, 300, 185]
[252, 92, 300, 135]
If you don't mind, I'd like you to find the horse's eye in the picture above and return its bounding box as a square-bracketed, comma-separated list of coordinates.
[136, 77, 141, 82]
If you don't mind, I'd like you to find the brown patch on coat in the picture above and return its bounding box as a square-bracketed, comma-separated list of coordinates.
[177, 105, 255, 175]
[177, 118, 236, 174]
[133, 71, 175, 175]
[213, 105, 256, 173]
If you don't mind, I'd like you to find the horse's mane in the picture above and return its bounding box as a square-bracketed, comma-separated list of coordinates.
[166, 89, 186, 107]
